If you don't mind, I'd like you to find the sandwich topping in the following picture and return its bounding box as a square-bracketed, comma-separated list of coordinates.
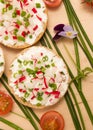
[0, 0, 47, 47]
[9, 47, 69, 106]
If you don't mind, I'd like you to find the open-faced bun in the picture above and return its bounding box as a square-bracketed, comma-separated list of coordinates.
[0, 0, 47, 49]
[9, 46, 69, 108]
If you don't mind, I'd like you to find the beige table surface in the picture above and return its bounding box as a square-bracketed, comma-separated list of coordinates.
[0, 0, 93, 130]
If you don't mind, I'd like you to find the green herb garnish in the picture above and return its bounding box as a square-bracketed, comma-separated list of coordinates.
[29, 35, 32, 39]
[36, 103, 41, 106]
[23, 60, 29, 66]
[25, 22, 30, 27]
[36, 3, 41, 8]
[4, 36, 8, 40]
[0, 0, 4, 3]
[16, 19, 22, 25]
[2, 8, 7, 14]
[40, 66, 46, 73]
[21, 11, 26, 17]
[45, 64, 50, 68]
[8, 5, 13, 10]
[17, 36, 25, 42]
[42, 56, 48, 62]
[51, 63, 55, 67]
[12, 12, 17, 18]
[26, 68, 36, 77]
[37, 92, 43, 101]
[0, 62, 3, 67]
[17, 59, 22, 64]
[49, 83, 57, 91]
[24, 92, 30, 98]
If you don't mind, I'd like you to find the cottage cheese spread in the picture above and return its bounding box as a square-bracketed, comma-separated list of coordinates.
[9, 46, 69, 107]
[0, 0, 47, 48]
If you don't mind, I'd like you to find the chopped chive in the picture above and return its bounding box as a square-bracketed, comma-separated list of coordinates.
[21, 11, 26, 17]
[17, 19, 22, 25]
[36, 3, 41, 8]
[37, 60, 41, 64]
[12, 12, 17, 18]
[27, 14, 30, 18]
[29, 61, 33, 64]
[42, 56, 48, 62]
[45, 64, 50, 68]
[36, 103, 41, 106]
[0, 0, 4, 3]
[13, 29, 18, 35]
[0, 21, 4, 26]
[17, 59, 22, 64]
[51, 63, 55, 67]
[24, 92, 30, 98]
[17, 36, 25, 42]
[49, 83, 57, 91]
[4, 36, 9, 40]
[37, 92, 43, 101]
[2, 8, 7, 14]
[23, 60, 29, 66]
[29, 35, 32, 39]
[23, 17, 28, 21]
[8, 5, 13, 10]
[25, 22, 30, 27]
[40, 66, 46, 73]
[0, 62, 4, 66]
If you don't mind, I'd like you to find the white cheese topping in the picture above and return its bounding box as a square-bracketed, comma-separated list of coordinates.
[0, 48, 4, 76]
[9, 46, 69, 106]
[0, 0, 47, 47]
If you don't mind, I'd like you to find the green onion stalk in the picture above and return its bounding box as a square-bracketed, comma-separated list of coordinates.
[43, 28, 93, 129]
[64, 0, 93, 68]
[0, 117, 24, 130]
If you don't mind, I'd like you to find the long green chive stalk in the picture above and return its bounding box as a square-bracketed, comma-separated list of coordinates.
[64, 0, 93, 68]
[40, 34, 82, 130]
[0, 117, 24, 130]
[2, 73, 8, 83]
[63, 0, 93, 123]
[67, 0, 93, 52]
[43, 33, 52, 49]
[45, 29, 93, 124]
[11, 111, 27, 120]
[69, 86, 86, 130]
[0, 78, 39, 130]
[64, 0, 93, 52]
[62, 41, 93, 87]
[64, 0, 92, 58]
[62, 39, 85, 128]
[65, 0, 82, 90]
[64, 0, 82, 91]
[65, 92, 82, 130]
[27, 107, 40, 123]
